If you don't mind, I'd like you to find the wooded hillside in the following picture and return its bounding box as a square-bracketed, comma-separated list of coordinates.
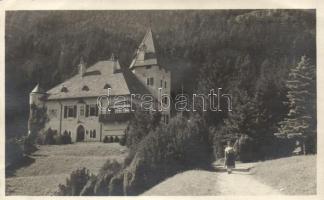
[5, 10, 316, 138]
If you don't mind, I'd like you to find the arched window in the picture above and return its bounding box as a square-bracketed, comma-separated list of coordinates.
[61, 86, 68, 92]
[104, 83, 111, 89]
[82, 85, 89, 91]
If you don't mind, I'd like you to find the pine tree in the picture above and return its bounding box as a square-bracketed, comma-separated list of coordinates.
[279, 56, 316, 154]
[222, 87, 259, 140]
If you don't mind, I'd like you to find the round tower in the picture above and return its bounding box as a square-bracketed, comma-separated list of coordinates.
[29, 84, 45, 107]
[28, 84, 46, 135]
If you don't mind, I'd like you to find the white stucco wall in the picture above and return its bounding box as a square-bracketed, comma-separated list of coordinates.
[44, 97, 129, 142]
[132, 65, 171, 118]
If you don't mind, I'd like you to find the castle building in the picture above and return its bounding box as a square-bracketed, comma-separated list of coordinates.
[28, 29, 171, 142]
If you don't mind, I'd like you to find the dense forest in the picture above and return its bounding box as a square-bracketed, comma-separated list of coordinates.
[5, 10, 316, 140]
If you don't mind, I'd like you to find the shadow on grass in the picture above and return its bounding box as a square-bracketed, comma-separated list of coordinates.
[6, 156, 35, 178]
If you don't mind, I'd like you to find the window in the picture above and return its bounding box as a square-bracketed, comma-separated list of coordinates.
[164, 81, 167, 89]
[89, 105, 97, 116]
[160, 80, 163, 88]
[61, 86, 68, 92]
[80, 105, 85, 116]
[82, 85, 89, 91]
[90, 130, 96, 138]
[146, 77, 154, 86]
[104, 83, 111, 89]
[64, 105, 77, 118]
[86, 104, 98, 117]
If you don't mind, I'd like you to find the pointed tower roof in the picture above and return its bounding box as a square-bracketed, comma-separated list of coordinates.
[129, 28, 158, 69]
[140, 28, 155, 53]
[31, 84, 45, 94]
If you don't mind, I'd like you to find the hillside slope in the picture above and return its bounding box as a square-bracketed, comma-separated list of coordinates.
[252, 155, 316, 195]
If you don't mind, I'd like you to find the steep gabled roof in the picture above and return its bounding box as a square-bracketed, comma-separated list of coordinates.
[129, 28, 158, 69]
[46, 60, 131, 100]
[46, 57, 153, 100]
[122, 67, 151, 95]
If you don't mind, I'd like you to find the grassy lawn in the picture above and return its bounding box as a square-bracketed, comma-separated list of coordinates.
[6, 143, 127, 196]
[142, 170, 219, 196]
[252, 155, 316, 195]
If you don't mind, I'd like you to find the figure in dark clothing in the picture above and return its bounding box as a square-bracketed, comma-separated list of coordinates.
[224, 141, 235, 174]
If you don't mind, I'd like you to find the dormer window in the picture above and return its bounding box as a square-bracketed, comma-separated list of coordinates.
[82, 85, 89, 91]
[61, 86, 68, 93]
[104, 83, 111, 89]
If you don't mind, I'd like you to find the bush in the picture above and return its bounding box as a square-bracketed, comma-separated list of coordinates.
[40, 129, 72, 145]
[56, 168, 94, 196]
[36, 133, 45, 145]
[114, 136, 120, 143]
[237, 134, 255, 162]
[270, 137, 296, 158]
[108, 171, 124, 195]
[123, 113, 211, 195]
[93, 159, 122, 195]
[23, 135, 38, 155]
[119, 135, 126, 146]
[103, 136, 109, 143]
[125, 110, 161, 148]
[5, 138, 24, 169]
[69, 159, 123, 196]
[62, 132, 72, 144]
[44, 128, 56, 145]
[55, 132, 72, 145]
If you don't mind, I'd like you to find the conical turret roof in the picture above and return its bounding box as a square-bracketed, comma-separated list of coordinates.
[31, 84, 45, 93]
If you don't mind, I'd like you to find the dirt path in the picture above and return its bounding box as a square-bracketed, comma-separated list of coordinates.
[213, 162, 281, 195]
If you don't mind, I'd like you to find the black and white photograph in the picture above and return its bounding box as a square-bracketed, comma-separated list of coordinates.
[2, 0, 320, 197]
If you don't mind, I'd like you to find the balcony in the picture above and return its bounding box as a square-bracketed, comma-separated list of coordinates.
[99, 112, 133, 123]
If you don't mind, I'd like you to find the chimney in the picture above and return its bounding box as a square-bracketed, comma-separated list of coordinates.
[78, 56, 86, 77]
[111, 53, 120, 73]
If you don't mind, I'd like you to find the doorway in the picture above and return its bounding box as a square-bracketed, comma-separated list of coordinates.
[76, 125, 85, 142]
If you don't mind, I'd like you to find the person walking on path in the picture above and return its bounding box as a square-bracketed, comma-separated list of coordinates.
[224, 141, 236, 174]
